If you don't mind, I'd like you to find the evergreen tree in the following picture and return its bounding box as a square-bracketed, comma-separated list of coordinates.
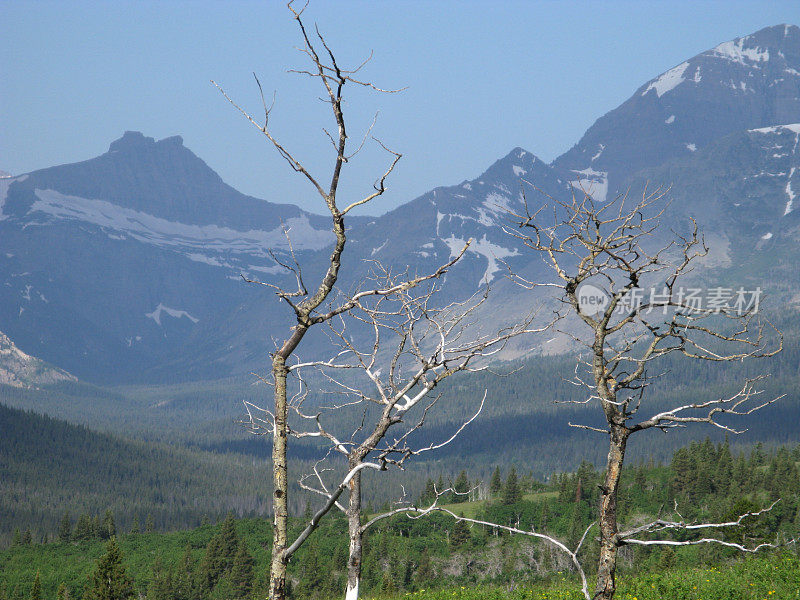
[217, 514, 239, 572]
[502, 467, 522, 505]
[73, 515, 92, 542]
[11, 529, 21, 547]
[21, 530, 32, 546]
[91, 516, 102, 540]
[58, 512, 72, 543]
[489, 466, 503, 496]
[84, 538, 135, 600]
[419, 478, 436, 504]
[144, 514, 155, 534]
[195, 535, 224, 597]
[129, 516, 140, 535]
[294, 539, 325, 597]
[230, 541, 255, 599]
[453, 471, 470, 503]
[450, 516, 470, 548]
[29, 572, 41, 600]
[171, 545, 194, 600]
[56, 583, 71, 600]
[101, 511, 116, 540]
[415, 548, 433, 584]
[670, 447, 694, 497]
[146, 556, 171, 600]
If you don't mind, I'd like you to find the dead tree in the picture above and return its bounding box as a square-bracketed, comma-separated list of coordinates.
[246, 262, 544, 599]
[212, 3, 407, 597]
[503, 184, 783, 599]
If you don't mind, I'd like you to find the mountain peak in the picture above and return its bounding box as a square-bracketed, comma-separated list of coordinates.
[554, 23, 800, 198]
[108, 131, 184, 153]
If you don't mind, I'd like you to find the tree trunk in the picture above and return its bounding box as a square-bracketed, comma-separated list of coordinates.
[269, 356, 290, 600]
[345, 462, 363, 600]
[595, 424, 629, 600]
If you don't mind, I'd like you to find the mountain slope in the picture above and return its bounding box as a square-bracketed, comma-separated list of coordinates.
[0, 402, 271, 537]
[554, 24, 800, 201]
[0, 133, 339, 382]
[0, 331, 76, 388]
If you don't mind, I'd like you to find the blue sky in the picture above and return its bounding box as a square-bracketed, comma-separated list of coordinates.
[2, 1, 798, 215]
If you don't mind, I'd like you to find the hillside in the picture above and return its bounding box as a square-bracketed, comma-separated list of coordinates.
[0, 403, 272, 544]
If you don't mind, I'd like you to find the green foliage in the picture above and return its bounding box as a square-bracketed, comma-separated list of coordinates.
[27, 573, 40, 600]
[83, 539, 135, 600]
[2, 440, 799, 599]
[58, 513, 71, 544]
[501, 467, 522, 505]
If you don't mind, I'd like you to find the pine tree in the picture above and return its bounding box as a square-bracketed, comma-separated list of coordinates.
[58, 512, 72, 543]
[217, 514, 239, 572]
[171, 545, 194, 600]
[91, 516, 102, 540]
[129, 516, 140, 535]
[11, 529, 21, 547]
[195, 535, 223, 597]
[29, 572, 41, 600]
[146, 556, 171, 600]
[102, 511, 116, 540]
[415, 548, 433, 584]
[21, 530, 32, 546]
[84, 538, 136, 600]
[144, 514, 155, 534]
[230, 541, 255, 599]
[453, 471, 470, 503]
[73, 515, 92, 542]
[489, 466, 503, 496]
[419, 478, 436, 504]
[450, 516, 470, 548]
[502, 467, 522, 505]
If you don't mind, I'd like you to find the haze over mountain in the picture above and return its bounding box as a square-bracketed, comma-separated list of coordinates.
[1, 24, 798, 384]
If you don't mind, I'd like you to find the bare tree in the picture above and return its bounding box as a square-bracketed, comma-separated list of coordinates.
[502, 183, 783, 599]
[212, 3, 409, 597]
[245, 262, 544, 599]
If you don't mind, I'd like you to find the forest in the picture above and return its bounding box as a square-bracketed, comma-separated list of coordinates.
[1, 439, 798, 599]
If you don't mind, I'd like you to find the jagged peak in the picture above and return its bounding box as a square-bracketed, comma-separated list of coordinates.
[108, 131, 184, 153]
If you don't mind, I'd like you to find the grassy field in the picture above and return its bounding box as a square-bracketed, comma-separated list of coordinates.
[433, 491, 558, 520]
[363, 553, 800, 600]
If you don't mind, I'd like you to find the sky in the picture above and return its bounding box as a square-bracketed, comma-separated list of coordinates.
[2, 1, 799, 216]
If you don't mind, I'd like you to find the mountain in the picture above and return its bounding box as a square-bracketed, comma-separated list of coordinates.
[554, 24, 800, 202]
[2, 25, 800, 383]
[0, 132, 342, 382]
[0, 330, 76, 388]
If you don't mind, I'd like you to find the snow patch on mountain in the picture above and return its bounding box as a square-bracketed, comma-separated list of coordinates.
[569, 168, 608, 202]
[146, 303, 199, 326]
[28, 189, 334, 255]
[665, 115, 676, 124]
[643, 61, 689, 97]
[785, 167, 797, 215]
[751, 124, 800, 136]
[512, 165, 527, 177]
[710, 37, 770, 66]
[441, 234, 518, 284]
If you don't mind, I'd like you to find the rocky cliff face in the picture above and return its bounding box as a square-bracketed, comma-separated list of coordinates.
[0, 330, 76, 388]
